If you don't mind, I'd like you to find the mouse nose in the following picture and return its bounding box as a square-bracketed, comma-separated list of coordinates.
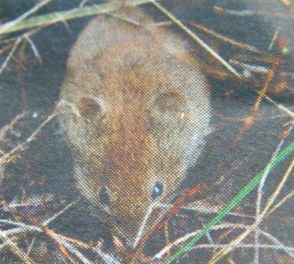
[114, 218, 141, 245]
[112, 210, 150, 248]
[113, 203, 162, 249]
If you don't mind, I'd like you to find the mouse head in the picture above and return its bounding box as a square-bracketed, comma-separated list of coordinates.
[58, 18, 211, 245]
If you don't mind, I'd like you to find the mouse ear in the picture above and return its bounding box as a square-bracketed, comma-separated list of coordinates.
[153, 91, 188, 114]
[77, 96, 106, 120]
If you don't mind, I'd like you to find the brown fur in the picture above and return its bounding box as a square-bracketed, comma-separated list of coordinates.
[58, 7, 211, 244]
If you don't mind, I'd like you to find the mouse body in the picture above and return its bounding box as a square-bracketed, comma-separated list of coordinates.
[58, 6, 211, 245]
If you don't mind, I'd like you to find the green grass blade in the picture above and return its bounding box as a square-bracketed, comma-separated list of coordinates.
[165, 140, 294, 264]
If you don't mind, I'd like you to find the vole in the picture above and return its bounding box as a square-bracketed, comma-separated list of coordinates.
[58, 6, 211, 246]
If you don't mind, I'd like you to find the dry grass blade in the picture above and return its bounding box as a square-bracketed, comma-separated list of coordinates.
[95, 248, 121, 264]
[253, 90, 294, 119]
[0, 112, 56, 164]
[0, 112, 27, 140]
[133, 200, 158, 248]
[280, 0, 294, 9]
[233, 64, 276, 144]
[165, 136, 294, 263]
[254, 125, 293, 263]
[209, 158, 294, 263]
[1, 1, 293, 263]
[24, 35, 42, 63]
[0, 29, 41, 75]
[191, 244, 294, 252]
[0, 0, 152, 36]
[0, 196, 120, 263]
[155, 223, 294, 261]
[151, 1, 243, 79]
[44, 229, 76, 262]
[42, 199, 80, 227]
[213, 6, 294, 20]
[208, 126, 293, 263]
[0, 228, 36, 264]
[51, 231, 120, 264]
[0, 111, 27, 187]
[57, 237, 92, 264]
[266, 191, 294, 216]
[132, 186, 202, 259]
[0, 0, 51, 35]
[186, 21, 264, 54]
[0, 37, 21, 75]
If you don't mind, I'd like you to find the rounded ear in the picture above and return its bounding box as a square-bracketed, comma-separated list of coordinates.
[77, 96, 106, 119]
[153, 91, 188, 114]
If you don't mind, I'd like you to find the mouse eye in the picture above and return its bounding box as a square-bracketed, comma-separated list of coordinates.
[77, 96, 105, 119]
[151, 182, 163, 199]
[153, 91, 187, 114]
[99, 187, 110, 205]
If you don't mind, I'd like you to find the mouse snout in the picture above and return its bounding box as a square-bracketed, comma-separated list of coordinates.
[112, 196, 157, 246]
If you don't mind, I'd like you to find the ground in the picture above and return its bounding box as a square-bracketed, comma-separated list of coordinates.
[0, 1, 293, 263]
